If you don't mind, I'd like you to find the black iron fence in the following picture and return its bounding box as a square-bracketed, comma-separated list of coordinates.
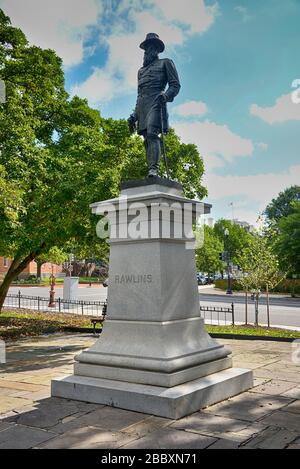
[200, 303, 235, 326]
[4, 292, 106, 317]
[4, 292, 234, 324]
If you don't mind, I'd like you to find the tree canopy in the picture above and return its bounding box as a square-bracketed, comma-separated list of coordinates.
[274, 202, 300, 274]
[236, 235, 280, 292]
[264, 186, 300, 274]
[213, 219, 253, 264]
[264, 185, 300, 226]
[196, 225, 224, 275]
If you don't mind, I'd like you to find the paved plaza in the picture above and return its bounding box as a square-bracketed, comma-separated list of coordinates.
[0, 333, 299, 449]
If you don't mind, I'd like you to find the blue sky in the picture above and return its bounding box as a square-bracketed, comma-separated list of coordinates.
[1, 0, 300, 225]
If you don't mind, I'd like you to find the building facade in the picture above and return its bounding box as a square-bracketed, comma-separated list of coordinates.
[0, 257, 63, 281]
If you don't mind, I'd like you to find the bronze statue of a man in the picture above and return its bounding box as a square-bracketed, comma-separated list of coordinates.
[128, 33, 181, 177]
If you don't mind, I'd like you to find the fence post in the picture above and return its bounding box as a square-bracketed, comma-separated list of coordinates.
[232, 302, 235, 326]
[82, 302, 84, 315]
[58, 297, 61, 313]
[18, 290, 21, 309]
[38, 297, 40, 311]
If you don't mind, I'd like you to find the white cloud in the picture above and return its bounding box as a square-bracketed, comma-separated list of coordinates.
[174, 120, 254, 170]
[0, 0, 101, 66]
[71, 68, 119, 103]
[257, 142, 268, 150]
[173, 100, 208, 117]
[152, 0, 219, 34]
[72, 1, 218, 105]
[234, 6, 252, 22]
[205, 165, 300, 217]
[250, 92, 300, 124]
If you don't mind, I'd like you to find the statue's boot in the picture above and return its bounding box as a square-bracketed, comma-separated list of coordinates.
[146, 134, 161, 177]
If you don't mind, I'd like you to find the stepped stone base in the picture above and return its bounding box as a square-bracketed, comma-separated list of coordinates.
[52, 368, 253, 420]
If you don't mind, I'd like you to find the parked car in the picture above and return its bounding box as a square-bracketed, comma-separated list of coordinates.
[214, 273, 222, 281]
[205, 275, 215, 284]
[197, 274, 207, 285]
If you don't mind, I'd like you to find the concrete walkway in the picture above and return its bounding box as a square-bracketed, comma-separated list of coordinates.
[0, 333, 299, 449]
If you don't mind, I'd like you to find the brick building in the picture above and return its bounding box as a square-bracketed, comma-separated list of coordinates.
[0, 257, 63, 281]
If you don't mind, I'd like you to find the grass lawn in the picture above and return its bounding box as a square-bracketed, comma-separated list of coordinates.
[1, 309, 299, 341]
[206, 324, 300, 340]
[0, 309, 95, 340]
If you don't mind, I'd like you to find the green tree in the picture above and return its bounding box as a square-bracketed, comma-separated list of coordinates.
[237, 235, 281, 326]
[213, 219, 253, 264]
[264, 185, 300, 226]
[196, 225, 223, 275]
[264, 187, 300, 273]
[163, 129, 207, 200]
[275, 202, 300, 274]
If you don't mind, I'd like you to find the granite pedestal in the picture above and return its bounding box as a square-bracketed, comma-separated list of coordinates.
[52, 177, 253, 419]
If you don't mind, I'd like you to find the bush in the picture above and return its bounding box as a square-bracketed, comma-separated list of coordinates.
[214, 279, 244, 291]
[273, 278, 300, 295]
[215, 278, 300, 294]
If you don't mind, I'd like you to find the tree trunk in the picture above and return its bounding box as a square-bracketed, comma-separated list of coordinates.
[0, 252, 38, 312]
[36, 260, 44, 281]
[245, 288, 248, 325]
[266, 284, 270, 328]
[255, 293, 259, 327]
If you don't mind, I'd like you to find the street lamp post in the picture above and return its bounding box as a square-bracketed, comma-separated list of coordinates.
[48, 264, 56, 307]
[224, 228, 233, 295]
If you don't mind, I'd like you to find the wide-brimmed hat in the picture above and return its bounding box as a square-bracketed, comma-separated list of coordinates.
[139, 33, 165, 53]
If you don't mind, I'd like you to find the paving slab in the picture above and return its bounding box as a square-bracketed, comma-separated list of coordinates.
[0, 421, 14, 432]
[232, 352, 280, 364]
[207, 438, 241, 449]
[202, 392, 293, 422]
[0, 424, 56, 449]
[249, 379, 298, 396]
[122, 415, 173, 438]
[0, 387, 20, 396]
[49, 406, 150, 435]
[259, 410, 300, 432]
[280, 400, 300, 414]
[282, 387, 300, 399]
[253, 368, 300, 383]
[171, 412, 266, 442]
[36, 426, 137, 449]
[120, 427, 217, 449]
[10, 388, 51, 401]
[6, 397, 98, 429]
[242, 426, 299, 449]
[252, 377, 271, 387]
[0, 380, 46, 392]
[0, 396, 33, 414]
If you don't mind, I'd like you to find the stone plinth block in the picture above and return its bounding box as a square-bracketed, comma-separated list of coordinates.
[52, 178, 253, 418]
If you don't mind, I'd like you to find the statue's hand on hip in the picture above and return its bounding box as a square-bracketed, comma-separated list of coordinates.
[157, 92, 167, 105]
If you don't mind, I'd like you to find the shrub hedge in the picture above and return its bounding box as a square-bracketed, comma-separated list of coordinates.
[215, 278, 300, 295]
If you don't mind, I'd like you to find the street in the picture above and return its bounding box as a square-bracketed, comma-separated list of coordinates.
[7, 284, 300, 329]
[199, 290, 300, 330]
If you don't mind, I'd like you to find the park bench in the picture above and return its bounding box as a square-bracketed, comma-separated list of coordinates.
[90, 301, 107, 333]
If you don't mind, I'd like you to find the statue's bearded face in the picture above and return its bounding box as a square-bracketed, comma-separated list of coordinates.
[143, 44, 159, 67]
